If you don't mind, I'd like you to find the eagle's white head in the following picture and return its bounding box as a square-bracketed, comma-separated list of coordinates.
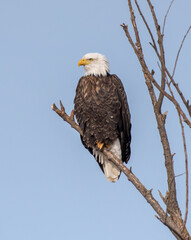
[78, 53, 110, 76]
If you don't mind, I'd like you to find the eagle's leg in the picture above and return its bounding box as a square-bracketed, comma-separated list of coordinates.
[105, 144, 111, 148]
[96, 141, 111, 150]
[96, 141, 104, 150]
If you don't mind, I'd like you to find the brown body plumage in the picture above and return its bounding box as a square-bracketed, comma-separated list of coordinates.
[74, 74, 131, 164]
[74, 53, 131, 182]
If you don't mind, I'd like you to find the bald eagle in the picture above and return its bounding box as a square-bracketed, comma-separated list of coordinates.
[74, 53, 131, 182]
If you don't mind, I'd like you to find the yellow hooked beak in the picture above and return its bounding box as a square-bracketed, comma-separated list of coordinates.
[78, 58, 92, 66]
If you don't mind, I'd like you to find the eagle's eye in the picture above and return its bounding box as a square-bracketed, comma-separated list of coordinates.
[88, 58, 93, 61]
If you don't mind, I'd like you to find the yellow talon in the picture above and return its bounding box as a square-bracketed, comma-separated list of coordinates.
[105, 144, 110, 148]
[96, 141, 104, 150]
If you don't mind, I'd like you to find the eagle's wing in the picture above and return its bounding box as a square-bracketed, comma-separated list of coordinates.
[74, 77, 86, 132]
[74, 77, 95, 152]
[74, 75, 131, 165]
[74, 78, 105, 172]
[112, 74, 131, 163]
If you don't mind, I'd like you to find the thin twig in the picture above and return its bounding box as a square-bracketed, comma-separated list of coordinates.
[134, 1, 191, 119]
[148, 72, 191, 127]
[127, 0, 144, 61]
[147, 0, 160, 36]
[172, 26, 191, 78]
[149, 26, 191, 118]
[165, 68, 191, 117]
[147, 0, 166, 113]
[179, 114, 189, 225]
[121, 23, 138, 55]
[51, 102, 83, 135]
[149, 24, 191, 117]
[175, 172, 185, 178]
[134, 0, 159, 57]
[162, 0, 175, 35]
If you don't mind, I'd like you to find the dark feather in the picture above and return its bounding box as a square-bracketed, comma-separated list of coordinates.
[74, 74, 131, 164]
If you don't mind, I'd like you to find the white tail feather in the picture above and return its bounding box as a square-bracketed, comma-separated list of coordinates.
[93, 139, 122, 182]
[102, 159, 121, 182]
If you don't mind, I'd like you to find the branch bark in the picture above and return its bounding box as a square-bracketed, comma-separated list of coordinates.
[166, 80, 189, 226]
[51, 101, 190, 240]
[120, 0, 190, 239]
[147, 0, 166, 113]
[122, 0, 179, 219]
[133, 1, 191, 120]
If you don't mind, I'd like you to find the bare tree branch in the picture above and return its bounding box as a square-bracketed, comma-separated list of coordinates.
[172, 26, 191, 78]
[130, 1, 191, 120]
[128, 0, 143, 56]
[147, 0, 166, 113]
[166, 77, 189, 227]
[122, 0, 180, 223]
[120, 23, 138, 55]
[179, 114, 189, 226]
[120, 1, 191, 239]
[140, 14, 191, 118]
[165, 68, 191, 117]
[162, 0, 175, 35]
[51, 101, 189, 240]
[134, 0, 159, 57]
[151, 75, 191, 127]
[51, 102, 82, 135]
[121, 23, 191, 128]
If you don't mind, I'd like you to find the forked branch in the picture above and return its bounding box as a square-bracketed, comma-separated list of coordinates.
[51, 101, 188, 240]
[122, 0, 179, 221]
[121, 0, 190, 239]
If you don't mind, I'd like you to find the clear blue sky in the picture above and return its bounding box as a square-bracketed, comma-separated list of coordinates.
[1, 0, 191, 239]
